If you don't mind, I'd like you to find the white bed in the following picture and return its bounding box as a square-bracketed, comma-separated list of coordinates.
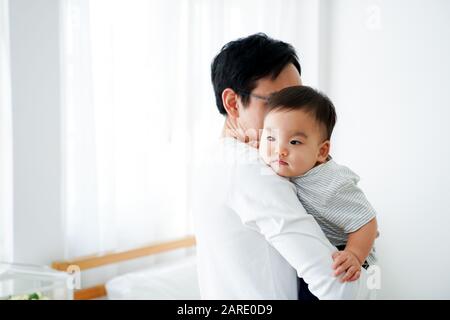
[105, 254, 200, 300]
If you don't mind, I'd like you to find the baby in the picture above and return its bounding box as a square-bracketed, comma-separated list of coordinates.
[259, 85, 378, 299]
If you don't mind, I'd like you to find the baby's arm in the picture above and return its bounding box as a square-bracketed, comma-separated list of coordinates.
[346, 217, 378, 264]
[332, 218, 378, 282]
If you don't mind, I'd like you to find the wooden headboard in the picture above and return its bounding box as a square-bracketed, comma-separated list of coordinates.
[51, 235, 196, 300]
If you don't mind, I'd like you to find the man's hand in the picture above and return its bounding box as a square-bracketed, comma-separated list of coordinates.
[332, 250, 362, 282]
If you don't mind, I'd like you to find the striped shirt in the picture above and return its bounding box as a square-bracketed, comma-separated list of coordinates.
[290, 159, 377, 265]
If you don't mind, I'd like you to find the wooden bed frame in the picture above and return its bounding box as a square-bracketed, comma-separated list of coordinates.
[51, 236, 196, 300]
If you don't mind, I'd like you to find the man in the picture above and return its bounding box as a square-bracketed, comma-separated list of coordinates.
[192, 33, 373, 299]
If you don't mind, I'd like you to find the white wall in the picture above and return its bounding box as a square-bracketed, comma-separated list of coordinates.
[10, 0, 64, 265]
[0, 0, 13, 262]
[324, 0, 450, 299]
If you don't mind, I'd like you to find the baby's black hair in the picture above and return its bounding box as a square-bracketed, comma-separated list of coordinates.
[267, 86, 337, 140]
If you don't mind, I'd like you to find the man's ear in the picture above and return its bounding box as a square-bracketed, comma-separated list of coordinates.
[222, 88, 240, 118]
[317, 140, 330, 163]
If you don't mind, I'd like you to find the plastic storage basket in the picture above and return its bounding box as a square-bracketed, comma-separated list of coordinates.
[0, 262, 74, 300]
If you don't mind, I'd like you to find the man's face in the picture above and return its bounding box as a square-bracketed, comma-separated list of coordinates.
[236, 64, 302, 143]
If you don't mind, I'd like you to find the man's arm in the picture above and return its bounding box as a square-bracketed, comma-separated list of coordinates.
[227, 160, 372, 299]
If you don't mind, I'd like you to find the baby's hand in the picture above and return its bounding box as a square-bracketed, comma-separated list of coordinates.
[332, 250, 362, 282]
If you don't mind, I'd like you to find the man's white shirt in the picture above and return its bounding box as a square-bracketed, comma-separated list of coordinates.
[192, 137, 375, 299]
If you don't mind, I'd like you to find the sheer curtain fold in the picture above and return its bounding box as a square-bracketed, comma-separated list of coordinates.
[61, 0, 322, 260]
[61, 0, 197, 259]
[0, 0, 13, 262]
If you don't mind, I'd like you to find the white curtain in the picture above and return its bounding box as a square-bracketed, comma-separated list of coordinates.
[61, 0, 322, 260]
[0, 0, 13, 262]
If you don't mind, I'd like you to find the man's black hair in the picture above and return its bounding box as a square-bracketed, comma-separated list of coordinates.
[211, 33, 301, 115]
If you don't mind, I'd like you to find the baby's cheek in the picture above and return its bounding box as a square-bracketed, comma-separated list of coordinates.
[293, 154, 314, 175]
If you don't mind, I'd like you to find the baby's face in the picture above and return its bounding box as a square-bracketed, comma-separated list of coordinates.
[259, 109, 330, 177]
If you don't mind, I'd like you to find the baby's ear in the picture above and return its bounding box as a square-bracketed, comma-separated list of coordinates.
[317, 140, 331, 163]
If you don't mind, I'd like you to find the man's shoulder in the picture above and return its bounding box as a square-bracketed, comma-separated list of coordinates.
[224, 140, 295, 190]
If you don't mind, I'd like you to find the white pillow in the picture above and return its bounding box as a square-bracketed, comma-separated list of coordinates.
[106, 255, 200, 300]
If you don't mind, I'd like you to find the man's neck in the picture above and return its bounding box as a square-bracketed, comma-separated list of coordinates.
[222, 117, 259, 149]
[222, 116, 245, 142]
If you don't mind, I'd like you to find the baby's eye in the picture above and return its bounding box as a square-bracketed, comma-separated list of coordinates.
[290, 140, 302, 145]
[267, 136, 276, 142]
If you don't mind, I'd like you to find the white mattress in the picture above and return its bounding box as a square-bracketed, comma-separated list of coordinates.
[105, 255, 200, 300]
